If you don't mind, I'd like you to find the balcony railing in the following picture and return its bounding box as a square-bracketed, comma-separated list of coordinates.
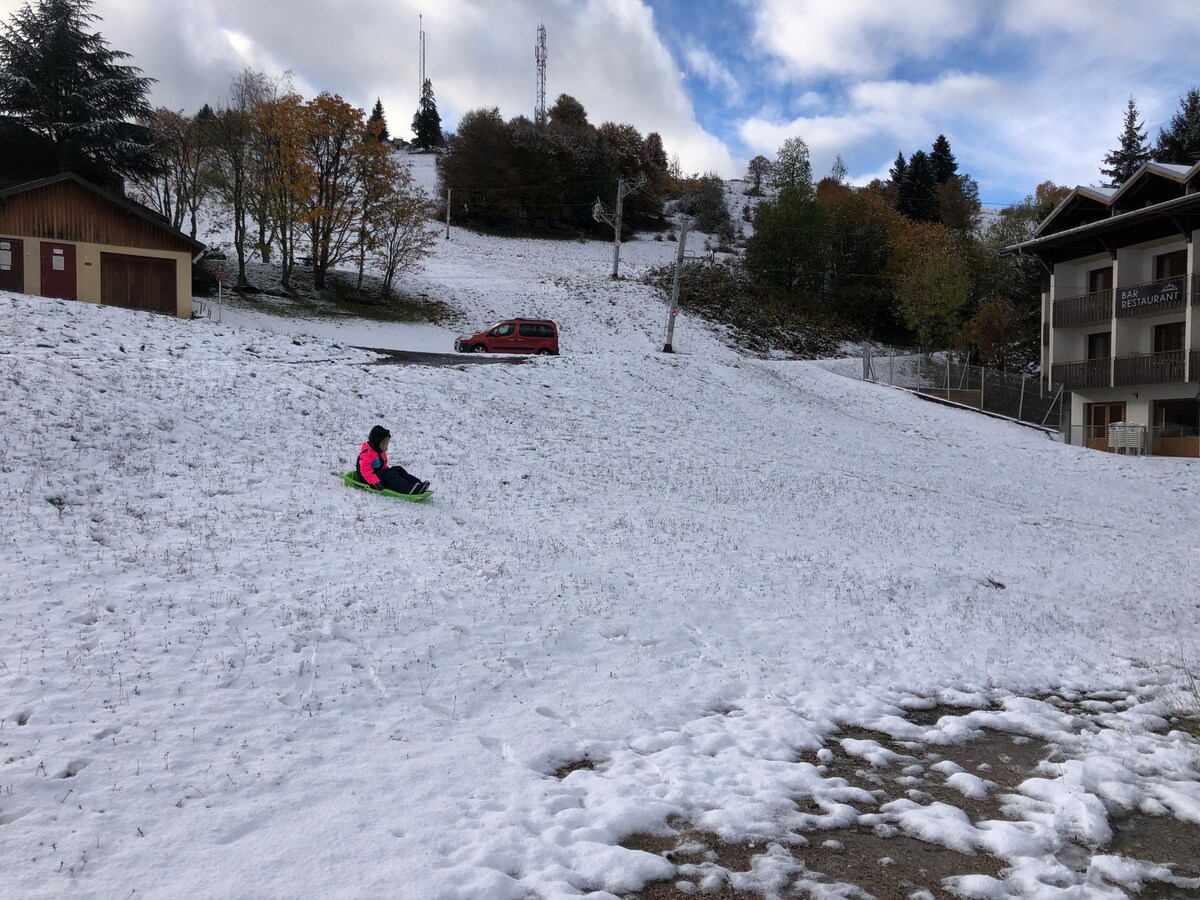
[1051, 357, 1111, 390]
[1052, 290, 1111, 327]
[1115, 276, 1188, 318]
[1191, 350, 1200, 382]
[1114, 350, 1185, 386]
[1194, 274, 1200, 307]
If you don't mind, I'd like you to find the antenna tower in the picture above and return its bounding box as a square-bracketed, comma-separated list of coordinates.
[419, 14, 426, 98]
[535, 24, 547, 125]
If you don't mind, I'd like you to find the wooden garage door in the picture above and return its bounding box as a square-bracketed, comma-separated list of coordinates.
[0, 237, 22, 293]
[101, 252, 177, 315]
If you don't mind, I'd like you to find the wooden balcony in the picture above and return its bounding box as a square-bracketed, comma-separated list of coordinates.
[1052, 290, 1111, 327]
[1191, 349, 1200, 382]
[1113, 350, 1185, 386]
[1193, 274, 1200, 306]
[1051, 357, 1110, 390]
[1115, 276, 1187, 318]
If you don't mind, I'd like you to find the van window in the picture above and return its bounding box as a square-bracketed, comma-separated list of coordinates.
[537, 324, 555, 337]
[519, 323, 538, 337]
[493, 324, 514, 336]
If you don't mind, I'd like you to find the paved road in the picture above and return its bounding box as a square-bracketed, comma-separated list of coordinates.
[358, 347, 530, 367]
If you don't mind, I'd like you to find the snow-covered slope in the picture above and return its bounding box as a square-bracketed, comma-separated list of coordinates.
[2, 209, 1200, 898]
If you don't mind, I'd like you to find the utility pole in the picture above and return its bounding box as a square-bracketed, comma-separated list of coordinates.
[591, 174, 645, 280]
[445, 187, 452, 240]
[663, 217, 690, 353]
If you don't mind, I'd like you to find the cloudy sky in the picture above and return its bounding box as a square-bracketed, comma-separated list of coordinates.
[6, 0, 1200, 206]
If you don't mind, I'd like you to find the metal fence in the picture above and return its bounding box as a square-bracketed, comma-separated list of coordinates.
[862, 345, 1064, 432]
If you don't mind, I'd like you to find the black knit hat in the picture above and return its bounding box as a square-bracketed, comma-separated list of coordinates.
[368, 425, 391, 452]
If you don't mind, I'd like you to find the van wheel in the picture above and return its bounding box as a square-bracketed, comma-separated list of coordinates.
[472, 344, 488, 353]
[537, 348, 552, 355]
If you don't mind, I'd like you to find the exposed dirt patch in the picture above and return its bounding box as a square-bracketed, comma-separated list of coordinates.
[618, 703, 1200, 898]
[926, 731, 1058, 791]
[1109, 814, 1200, 879]
[552, 757, 596, 779]
[902, 703, 984, 728]
[794, 826, 1006, 899]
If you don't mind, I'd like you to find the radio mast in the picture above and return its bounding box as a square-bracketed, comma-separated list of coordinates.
[535, 24, 547, 125]
[419, 14, 426, 98]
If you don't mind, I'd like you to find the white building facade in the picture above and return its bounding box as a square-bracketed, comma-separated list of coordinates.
[1004, 163, 1200, 456]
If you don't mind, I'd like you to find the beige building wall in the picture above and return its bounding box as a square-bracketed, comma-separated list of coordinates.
[16, 237, 191, 318]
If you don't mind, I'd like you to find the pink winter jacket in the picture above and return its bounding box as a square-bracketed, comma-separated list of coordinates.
[357, 441, 387, 487]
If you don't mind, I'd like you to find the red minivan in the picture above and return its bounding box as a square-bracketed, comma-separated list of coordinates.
[455, 319, 559, 355]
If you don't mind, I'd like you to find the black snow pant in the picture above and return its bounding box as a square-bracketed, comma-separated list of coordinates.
[378, 465, 421, 494]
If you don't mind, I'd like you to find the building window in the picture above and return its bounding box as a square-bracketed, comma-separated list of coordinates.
[1154, 399, 1199, 436]
[1155, 250, 1187, 281]
[1088, 266, 1113, 294]
[1087, 331, 1111, 359]
[1154, 321, 1185, 353]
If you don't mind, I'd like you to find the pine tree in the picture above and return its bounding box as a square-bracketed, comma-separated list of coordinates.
[1099, 97, 1150, 186]
[0, 0, 157, 180]
[889, 151, 907, 186]
[411, 79, 442, 151]
[1154, 88, 1200, 167]
[368, 98, 389, 143]
[895, 150, 939, 222]
[929, 135, 958, 184]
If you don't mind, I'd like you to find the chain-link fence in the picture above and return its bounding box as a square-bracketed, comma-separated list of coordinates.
[862, 345, 1064, 432]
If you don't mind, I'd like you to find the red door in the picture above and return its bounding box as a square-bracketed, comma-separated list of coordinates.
[40, 242, 77, 299]
[0, 238, 23, 293]
[489, 322, 518, 352]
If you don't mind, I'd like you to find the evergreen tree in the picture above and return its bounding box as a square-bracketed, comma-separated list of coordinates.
[897, 149, 939, 222]
[1155, 87, 1200, 166]
[411, 78, 442, 150]
[769, 136, 812, 191]
[368, 98, 389, 143]
[929, 134, 958, 184]
[1100, 97, 1150, 185]
[0, 0, 157, 180]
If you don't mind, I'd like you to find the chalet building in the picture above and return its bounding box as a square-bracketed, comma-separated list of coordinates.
[1002, 162, 1200, 457]
[0, 174, 203, 319]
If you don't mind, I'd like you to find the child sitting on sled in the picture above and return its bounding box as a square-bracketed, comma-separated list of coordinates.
[356, 425, 429, 495]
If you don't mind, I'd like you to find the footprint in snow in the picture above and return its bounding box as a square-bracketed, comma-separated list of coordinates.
[478, 736, 517, 761]
[278, 646, 316, 707]
[420, 698, 457, 720]
[535, 706, 575, 728]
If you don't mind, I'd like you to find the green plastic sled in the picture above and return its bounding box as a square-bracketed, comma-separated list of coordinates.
[342, 472, 433, 502]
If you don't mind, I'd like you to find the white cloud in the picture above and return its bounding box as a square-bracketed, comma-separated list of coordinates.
[739, 72, 1012, 185]
[681, 38, 742, 102]
[745, 0, 983, 79]
[0, 0, 736, 176]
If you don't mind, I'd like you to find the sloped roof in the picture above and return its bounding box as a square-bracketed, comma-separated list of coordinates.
[1002, 159, 1200, 262]
[0, 173, 205, 254]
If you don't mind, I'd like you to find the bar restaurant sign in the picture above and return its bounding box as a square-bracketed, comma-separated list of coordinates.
[1117, 277, 1184, 316]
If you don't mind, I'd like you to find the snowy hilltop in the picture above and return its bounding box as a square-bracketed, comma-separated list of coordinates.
[2, 196, 1200, 898]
